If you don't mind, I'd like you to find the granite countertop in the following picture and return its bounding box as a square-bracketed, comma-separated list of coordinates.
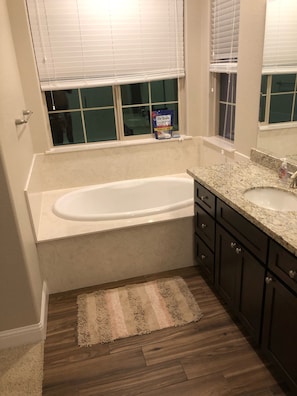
[187, 160, 297, 256]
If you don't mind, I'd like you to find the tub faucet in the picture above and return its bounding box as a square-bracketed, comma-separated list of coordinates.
[289, 171, 297, 188]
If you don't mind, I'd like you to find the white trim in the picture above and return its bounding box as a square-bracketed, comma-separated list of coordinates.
[45, 135, 192, 155]
[202, 135, 236, 153]
[259, 121, 297, 131]
[0, 282, 48, 350]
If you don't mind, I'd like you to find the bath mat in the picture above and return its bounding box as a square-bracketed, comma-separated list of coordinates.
[77, 276, 203, 346]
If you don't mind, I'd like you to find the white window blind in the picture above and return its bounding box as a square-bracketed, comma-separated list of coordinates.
[210, 0, 240, 73]
[263, 0, 297, 75]
[26, 0, 184, 91]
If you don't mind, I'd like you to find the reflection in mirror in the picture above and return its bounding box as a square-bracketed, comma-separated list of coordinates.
[257, 0, 297, 164]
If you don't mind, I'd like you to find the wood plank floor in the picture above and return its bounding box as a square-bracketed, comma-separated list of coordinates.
[43, 266, 292, 395]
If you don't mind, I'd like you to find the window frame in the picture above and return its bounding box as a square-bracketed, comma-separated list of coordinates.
[45, 78, 182, 147]
[259, 73, 297, 127]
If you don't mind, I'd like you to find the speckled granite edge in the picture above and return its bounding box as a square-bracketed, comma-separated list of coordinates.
[187, 160, 297, 256]
[251, 148, 297, 174]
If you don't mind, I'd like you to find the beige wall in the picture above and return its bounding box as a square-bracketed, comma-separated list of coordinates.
[235, 0, 266, 157]
[0, 0, 43, 332]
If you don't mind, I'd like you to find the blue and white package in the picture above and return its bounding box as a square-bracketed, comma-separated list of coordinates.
[152, 110, 174, 139]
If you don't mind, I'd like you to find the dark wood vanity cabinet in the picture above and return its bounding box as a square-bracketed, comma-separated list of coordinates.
[262, 242, 297, 392]
[215, 224, 265, 344]
[193, 180, 297, 393]
[215, 199, 268, 345]
[194, 182, 216, 283]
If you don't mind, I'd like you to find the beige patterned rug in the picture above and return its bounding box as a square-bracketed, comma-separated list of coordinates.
[77, 276, 203, 346]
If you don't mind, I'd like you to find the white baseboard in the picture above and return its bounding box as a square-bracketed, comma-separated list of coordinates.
[0, 281, 48, 350]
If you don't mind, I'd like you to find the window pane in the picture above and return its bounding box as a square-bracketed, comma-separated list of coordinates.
[271, 75, 296, 93]
[219, 103, 235, 140]
[259, 95, 266, 122]
[151, 79, 178, 103]
[152, 104, 179, 131]
[269, 94, 293, 123]
[81, 87, 113, 108]
[50, 112, 84, 146]
[45, 90, 80, 111]
[261, 75, 267, 94]
[220, 74, 236, 103]
[121, 83, 149, 105]
[84, 109, 116, 142]
[123, 106, 151, 136]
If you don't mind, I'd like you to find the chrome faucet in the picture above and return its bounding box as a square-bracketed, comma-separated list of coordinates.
[289, 170, 297, 188]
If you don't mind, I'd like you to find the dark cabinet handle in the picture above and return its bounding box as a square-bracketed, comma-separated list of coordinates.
[201, 254, 206, 260]
[235, 247, 242, 254]
[230, 242, 236, 249]
[200, 195, 208, 201]
[201, 223, 207, 229]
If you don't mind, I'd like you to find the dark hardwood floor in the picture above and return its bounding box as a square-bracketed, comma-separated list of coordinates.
[43, 266, 291, 395]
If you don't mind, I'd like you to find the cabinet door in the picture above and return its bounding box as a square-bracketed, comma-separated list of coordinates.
[195, 204, 215, 251]
[195, 235, 214, 284]
[216, 224, 265, 344]
[237, 247, 265, 344]
[215, 224, 239, 311]
[262, 274, 297, 393]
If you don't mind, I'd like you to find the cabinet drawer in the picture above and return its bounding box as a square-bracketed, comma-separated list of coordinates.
[195, 204, 215, 251]
[268, 240, 297, 294]
[195, 181, 216, 217]
[216, 199, 268, 263]
[195, 234, 214, 283]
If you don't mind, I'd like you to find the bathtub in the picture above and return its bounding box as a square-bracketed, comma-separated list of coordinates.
[53, 176, 194, 221]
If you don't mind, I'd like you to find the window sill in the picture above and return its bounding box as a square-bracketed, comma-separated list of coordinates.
[202, 136, 236, 153]
[45, 135, 192, 155]
[259, 121, 297, 131]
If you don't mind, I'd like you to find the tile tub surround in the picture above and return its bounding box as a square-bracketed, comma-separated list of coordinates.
[187, 160, 297, 256]
[37, 217, 195, 293]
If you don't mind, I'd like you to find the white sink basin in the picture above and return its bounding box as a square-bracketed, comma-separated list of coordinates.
[243, 187, 297, 211]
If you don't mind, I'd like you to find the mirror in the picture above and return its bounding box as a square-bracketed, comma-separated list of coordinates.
[256, 0, 297, 166]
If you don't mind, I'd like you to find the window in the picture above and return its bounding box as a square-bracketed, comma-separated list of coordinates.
[45, 79, 179, 146]
[210, 0, 240, 141]
[259, 74, 297, 125]
[26, 0, 184, 146]
[260, 0, 297, 127]
[218, 74, 236, 140]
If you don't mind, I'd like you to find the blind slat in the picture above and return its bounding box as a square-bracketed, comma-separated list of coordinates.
[263, 0, 297, 74]
[210, 0, 240, 71]
[26, 0, 184, 90]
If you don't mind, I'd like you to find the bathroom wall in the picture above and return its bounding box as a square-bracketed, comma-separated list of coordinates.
[0, 0, 43, 340]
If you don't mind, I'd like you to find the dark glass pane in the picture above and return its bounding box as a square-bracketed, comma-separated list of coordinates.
[151, 79, 178, 103]
[271, 75, 296, 93]
[259, 95, 266, 122]
[123, 106, 151, 136]
[269, 94, 293, 123]
[219, 103, 235, 140]
[50, 111, 84, 146]
[220, 74, 236, 103]
[121, 83, 149, 105]
[152, 103, 179, 131]
[45, 90, 79, 111]
[84, 109, 116, 142]
[81, 86, 113, 108]
[261, 75, 268, 95]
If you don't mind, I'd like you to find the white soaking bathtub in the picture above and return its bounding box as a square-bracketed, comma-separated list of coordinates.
[53, 176, 194, 221]
[36, 174, 195, 292]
